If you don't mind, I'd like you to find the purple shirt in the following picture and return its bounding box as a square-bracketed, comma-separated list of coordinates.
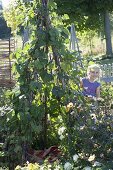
[82, 78, 101, 97]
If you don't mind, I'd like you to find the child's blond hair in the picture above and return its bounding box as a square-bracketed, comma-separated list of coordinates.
[87, 64, 101, 78]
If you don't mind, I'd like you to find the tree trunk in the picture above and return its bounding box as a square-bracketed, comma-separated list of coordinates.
[104, 10, 112, 56]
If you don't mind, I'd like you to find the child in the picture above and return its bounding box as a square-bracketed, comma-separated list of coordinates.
[80, 64, 101, 99]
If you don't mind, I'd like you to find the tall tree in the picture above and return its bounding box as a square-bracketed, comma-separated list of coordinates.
[55, 0, 113, 56]
[104, 11, 112, 56]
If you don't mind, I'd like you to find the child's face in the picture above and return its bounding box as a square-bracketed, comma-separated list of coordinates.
[89, 69, 99, 79]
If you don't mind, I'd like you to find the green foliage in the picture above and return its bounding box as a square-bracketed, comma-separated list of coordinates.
[1, 0, 83, 168]
[15, 162, 64, 170]
[57, 83, 113, 168]
[54, 0, 113, 32]
[3, 0, 33, 36]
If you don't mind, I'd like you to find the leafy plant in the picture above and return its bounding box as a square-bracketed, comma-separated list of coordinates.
[1, 0, 83, 168]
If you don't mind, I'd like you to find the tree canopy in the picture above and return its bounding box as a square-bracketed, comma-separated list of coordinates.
[55, 0, 113, 31]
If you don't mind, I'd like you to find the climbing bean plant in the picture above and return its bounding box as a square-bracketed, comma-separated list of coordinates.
[2, 0, 83, 167]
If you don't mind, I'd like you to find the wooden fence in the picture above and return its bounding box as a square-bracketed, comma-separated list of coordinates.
[100, 64, 113, 82]
[0, 38, 15, 88]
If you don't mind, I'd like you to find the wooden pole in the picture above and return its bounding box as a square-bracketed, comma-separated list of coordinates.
[9, 37, 12, 81]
